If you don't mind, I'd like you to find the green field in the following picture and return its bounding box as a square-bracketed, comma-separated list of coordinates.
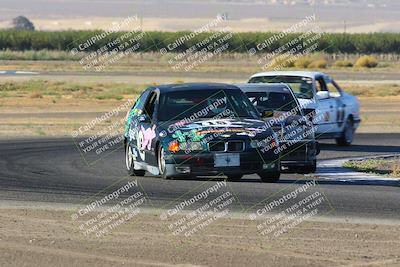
[1, 30, 400, 54]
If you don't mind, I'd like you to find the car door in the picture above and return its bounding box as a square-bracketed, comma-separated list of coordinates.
[139, 90, 158, 166]
[324, 77, 346, 129]
[126, 89, 150, 162]
[314, 77, 338, 135]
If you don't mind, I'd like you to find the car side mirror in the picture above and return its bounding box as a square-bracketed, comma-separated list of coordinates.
[261, 110, 274, 118]
[255, 106, 274, 118]
[138, 114, 150, 123]
[316, 91, 330, 100]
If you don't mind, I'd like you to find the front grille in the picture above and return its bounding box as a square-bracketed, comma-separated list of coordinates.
[208, 141, 245, 152]
[227, 141, 244, 152]
[208, 141, 225, 151]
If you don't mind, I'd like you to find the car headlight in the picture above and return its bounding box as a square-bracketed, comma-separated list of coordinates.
[250, 140, 265, 148]
[250, 135, 279, 149]
[179, 141, 203, 151]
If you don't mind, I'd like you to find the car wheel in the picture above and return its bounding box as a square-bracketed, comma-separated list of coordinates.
[336, 118, 354, 146]
[258, 172, 280, 183]
[298, 160, 317, 174]
[157, 145, 170, 179]
[226, 174, 243, 182]
[125, 143, 145, 176]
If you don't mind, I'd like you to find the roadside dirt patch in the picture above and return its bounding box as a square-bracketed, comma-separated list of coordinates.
[0, 208, 399, 267]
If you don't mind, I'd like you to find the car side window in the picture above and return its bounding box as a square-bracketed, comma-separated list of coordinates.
[143, 91, 157, 121]
[125, 90, 150, 136]
[134, 90, 150, 113]
[316, 78, 328, 92]
[325, 79, 342, 98]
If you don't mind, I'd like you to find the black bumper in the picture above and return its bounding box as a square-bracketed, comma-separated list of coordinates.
[164, 150, 280, 176]
[279, 140, 318, 168]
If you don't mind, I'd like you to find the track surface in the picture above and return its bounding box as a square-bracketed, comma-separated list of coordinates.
[0, 133, 399, 220]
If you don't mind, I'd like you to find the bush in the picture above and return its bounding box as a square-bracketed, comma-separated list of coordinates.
[294, 57, 312, 68]
[308, 59, 327, 69]
[355, 56, 378, 68]
[266, 55, 295, 70]
[334, 60, 353, 67]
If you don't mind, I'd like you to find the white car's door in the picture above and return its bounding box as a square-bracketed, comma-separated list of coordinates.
[314, 77, 338, 135]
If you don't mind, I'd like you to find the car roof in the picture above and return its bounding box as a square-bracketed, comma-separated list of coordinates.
[234, 83, 293, 93]
[149, 83, 240, 93]
[250, 71, 325, 79]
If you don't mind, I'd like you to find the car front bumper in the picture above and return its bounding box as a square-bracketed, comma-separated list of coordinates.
[279, 140, 318, 168]
[164, 150, 280, 176]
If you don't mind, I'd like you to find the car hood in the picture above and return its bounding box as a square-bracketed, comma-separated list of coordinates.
[160, 118, 274, 142]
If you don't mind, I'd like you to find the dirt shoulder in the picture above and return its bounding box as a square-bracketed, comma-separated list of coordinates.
[344, 156, 400, 178]
[0, 207, 399, 267]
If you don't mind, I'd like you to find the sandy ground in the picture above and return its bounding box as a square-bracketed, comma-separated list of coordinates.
[0, 207, 399, 267]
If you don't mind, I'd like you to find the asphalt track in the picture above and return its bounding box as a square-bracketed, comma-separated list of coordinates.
[0, 133, 399, 221]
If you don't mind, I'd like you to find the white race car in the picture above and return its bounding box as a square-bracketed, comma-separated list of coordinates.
[249, 71, 361, 146]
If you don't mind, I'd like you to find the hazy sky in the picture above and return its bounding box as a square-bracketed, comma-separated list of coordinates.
[0, 0, 398, 20]
[1, 0, 399, 32]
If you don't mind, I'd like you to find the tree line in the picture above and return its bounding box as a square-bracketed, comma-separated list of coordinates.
[0, 30, 399, 54]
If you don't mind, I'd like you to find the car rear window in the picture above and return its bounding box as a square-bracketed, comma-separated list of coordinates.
[249, 76, 314, 99]
[245, 91, 298, 112]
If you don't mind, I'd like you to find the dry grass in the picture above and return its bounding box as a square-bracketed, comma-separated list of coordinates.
[0, 52, 398, 73]
[334, 60, 353, 68]
[344, 158, 400, 178]
[355, 56, 378, 68]
[294, 57, 312, 68]
[343, 83, 400, 97]
[308, 59, 328, 69]
[0, 80, 145, 100]
[29, 92, 43, 98]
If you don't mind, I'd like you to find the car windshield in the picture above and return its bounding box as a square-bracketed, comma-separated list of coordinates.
[249, 76, 314, 99]
[245, 91, 299, 113]
[158, 89, 259, 121]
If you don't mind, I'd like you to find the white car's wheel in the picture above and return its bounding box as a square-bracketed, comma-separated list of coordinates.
[336, 118, 353, 146]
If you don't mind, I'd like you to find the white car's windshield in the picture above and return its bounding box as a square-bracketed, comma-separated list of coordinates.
[249, 76, 314, 99]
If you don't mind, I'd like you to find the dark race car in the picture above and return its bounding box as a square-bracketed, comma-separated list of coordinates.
[124, 83, 281, 182]
[236, 83, 320, 174]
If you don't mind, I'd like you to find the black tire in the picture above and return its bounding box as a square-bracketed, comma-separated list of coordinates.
[298, 160, 317, 174]
[157, 145, 170, 179]
[125, 143, 145, 176]
[226, 174, 243, 182]
[258, 171, 280, 183]
[336, 118, 354, 146]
